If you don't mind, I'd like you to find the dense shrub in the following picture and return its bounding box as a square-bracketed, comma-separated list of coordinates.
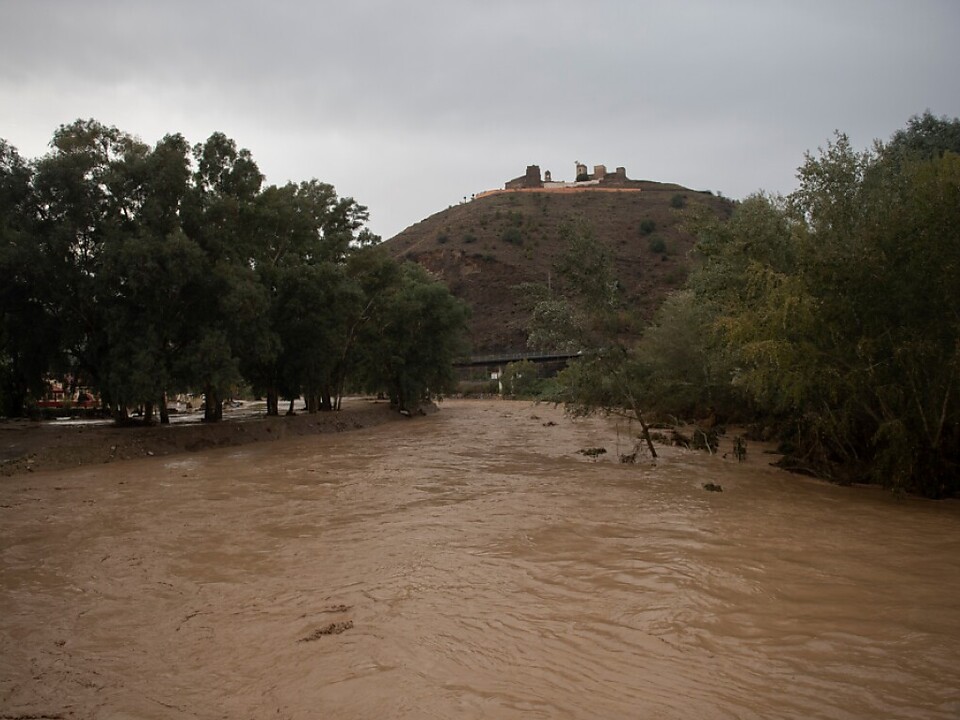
[501, 227, 523, 245]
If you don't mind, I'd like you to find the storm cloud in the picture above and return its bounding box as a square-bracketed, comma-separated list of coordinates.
[2, 0, 958, 238]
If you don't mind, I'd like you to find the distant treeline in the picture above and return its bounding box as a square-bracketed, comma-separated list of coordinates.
[0, 120, 469, 422]
[541, 112, 960, 498]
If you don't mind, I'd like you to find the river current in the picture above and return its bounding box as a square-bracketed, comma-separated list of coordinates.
[1, 399, 958, 718]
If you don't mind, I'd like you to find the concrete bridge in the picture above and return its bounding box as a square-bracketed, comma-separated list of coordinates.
[454, 351, 583, 389]
[453, 350, 582, 369]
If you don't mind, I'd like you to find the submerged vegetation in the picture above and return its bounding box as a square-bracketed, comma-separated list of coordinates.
[539, 113, 960, 498]
[0, 120, 468, 421]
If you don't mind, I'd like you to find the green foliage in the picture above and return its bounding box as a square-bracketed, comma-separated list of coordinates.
[647, 236, 666, 254]
[500, 360, 542, 397]
[0, 120, 459, 424]
[523, 221, 626, 355]
[670, 194, 686, 209]
[353, 262, 469, 411]
[552, 345, 652, 435]
[639, 219, 656, 236]
[0, 140, 62, 415]
[691, 124, 960, 497]
[501, 227, 523, 245]
[631, 291, 741, 419]
[880, 110, 960, 162]
[526, 299, 581, 353]
[553, 221, 620, 314]
[552, 289, 740, 444]
[548, 116, 960, 490]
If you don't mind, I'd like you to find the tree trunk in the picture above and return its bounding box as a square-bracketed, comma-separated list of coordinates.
[203, 385, 222, 422]
[6, 388, 27, 418]
[159, 392, 170, 425]
[628, 398, 658, 459]
[143, 401, 155, 426]
[333, 371, 344, 411]
[266, 387, 279, 416]
[286, 397, 296, 415]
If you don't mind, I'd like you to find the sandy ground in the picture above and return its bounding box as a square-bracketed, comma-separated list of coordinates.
[0, 398, 406, 477]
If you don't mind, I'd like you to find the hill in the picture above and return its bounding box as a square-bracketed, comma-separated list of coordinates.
[383, 181, 734, 354]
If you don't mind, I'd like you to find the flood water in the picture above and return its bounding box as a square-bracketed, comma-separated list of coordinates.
[2, 399, 959, 719]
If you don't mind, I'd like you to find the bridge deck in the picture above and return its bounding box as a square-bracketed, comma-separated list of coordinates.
[454, 351, 582, 368]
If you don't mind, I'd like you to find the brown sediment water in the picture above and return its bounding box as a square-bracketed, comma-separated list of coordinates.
[1, 399, 958, 719]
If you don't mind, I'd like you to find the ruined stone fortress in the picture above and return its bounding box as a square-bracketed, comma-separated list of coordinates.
[475, 162, 645, 199]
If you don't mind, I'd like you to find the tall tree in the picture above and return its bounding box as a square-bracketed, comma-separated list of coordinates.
[243, 180, 377, 414]
[180, 132, 264, 421]
[0, 140, 57, 416]
[96, 134, 202, 423]
[538, 222, 660, 456]
[30, 120, 147, 407]
[354, 262, 469, 412]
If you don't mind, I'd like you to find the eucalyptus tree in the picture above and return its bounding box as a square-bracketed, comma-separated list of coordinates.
[179, 132, 265, 421]
[353, 261, 469, 413]
[244, 179, 377, 414]
[0, 139, 56, 416]
[28, 120, 143, 404]
[94, 133, 210, 423]
[2, 120, 450, 427]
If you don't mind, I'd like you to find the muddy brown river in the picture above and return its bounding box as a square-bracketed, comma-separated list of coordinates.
[2, 399, 959, 718]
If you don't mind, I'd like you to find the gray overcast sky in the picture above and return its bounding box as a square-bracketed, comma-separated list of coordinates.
[2, 0, 959, 239]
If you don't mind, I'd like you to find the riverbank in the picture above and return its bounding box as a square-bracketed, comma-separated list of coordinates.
[0, 397, 409, 477]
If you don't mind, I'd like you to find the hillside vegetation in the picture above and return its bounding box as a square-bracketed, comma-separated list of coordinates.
[384, 184, 734, 353]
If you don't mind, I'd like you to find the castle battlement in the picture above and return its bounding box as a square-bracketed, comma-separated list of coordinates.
[470, 162, 645, 201]
[504, 162, 635, 191]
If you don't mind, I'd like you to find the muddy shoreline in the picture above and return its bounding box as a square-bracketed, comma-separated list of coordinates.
[0, 397, 410, 477]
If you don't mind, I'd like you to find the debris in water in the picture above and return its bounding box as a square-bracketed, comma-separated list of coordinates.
[299, 620, 354, 642]
[703, 483, 723, 492]
[321, 604, 352, 613]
